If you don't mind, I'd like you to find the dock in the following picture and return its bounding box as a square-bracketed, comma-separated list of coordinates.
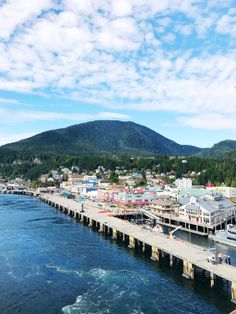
[38, 193, 236, 304]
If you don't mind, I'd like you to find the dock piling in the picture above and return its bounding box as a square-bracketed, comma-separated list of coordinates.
[182, 259, 194, 279]
[231, 281, 236, 304]
[128, 236, 135, 249]
[151, 246, 159, 261]
[210, 272, 215, 288]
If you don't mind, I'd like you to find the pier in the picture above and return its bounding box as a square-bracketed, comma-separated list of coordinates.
[38, 193, 236, 304]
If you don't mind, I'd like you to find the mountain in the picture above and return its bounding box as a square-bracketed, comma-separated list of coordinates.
[2, 120, 202, 156]
[198, 140, 236, 158]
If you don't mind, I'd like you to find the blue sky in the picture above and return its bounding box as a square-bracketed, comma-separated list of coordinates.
[0, 0, 236, 148]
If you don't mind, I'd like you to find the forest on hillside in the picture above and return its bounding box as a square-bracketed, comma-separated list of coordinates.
[1, 148, 236, 186]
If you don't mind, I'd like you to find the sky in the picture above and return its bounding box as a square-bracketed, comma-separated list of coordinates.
[0, 0, 236, 148]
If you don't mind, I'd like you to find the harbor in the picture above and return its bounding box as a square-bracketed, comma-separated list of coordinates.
[38, 192, 236, 305]
[1, 193, 232, 314]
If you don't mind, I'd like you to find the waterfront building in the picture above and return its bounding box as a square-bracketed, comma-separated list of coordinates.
[150, 195, 179, 214]
[209, 187, 236, 202]
[81, 187, 98, 198]
[97, 185, 124, 202]
[179, 191, 236, 225]
[68, 173, 83, 185]
[178, 188, 207, 199]
[113, 190, 155, 206]
[0, 184, 6, 192]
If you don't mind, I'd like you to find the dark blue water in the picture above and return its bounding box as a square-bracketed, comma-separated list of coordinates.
[0, 194, 235, 314]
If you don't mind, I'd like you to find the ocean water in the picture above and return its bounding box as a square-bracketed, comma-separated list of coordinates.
[0, 194, 235, 314]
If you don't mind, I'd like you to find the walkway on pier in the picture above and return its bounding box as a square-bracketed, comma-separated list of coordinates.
[38, 193, 236, 303]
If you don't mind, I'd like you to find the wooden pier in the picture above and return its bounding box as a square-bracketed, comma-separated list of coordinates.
[38, 193, 236, 304]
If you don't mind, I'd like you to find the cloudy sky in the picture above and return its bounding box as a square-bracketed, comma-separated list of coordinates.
[0, 0, 236, 147]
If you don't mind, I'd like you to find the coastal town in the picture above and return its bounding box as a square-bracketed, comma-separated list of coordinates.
[2, 162, 236, 306]
[1, 163, 236, 239]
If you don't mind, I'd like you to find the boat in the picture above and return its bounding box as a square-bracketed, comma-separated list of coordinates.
[213, 224, 236, 248]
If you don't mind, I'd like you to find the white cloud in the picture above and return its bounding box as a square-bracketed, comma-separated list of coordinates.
[0, 0, 235, 131]
[178, 113, 236, 130]
[111, 0, 132, 17]
[0, 0, 53, 39]
[0, 109, 130, 123]
[0, 131, 37, 146]
[216, 14, 236, 35]
[0, 97, 19, 105]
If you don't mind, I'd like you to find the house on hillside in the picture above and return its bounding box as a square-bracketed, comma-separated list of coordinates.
[175, 178, 192, 189]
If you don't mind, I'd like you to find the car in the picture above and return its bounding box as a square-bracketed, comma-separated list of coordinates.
[207, 255, 218, 264]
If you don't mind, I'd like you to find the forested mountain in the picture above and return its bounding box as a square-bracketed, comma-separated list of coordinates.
[198, 140, 236, 158]
[2, 120, 201, 156]
[1, 121, 236, 185]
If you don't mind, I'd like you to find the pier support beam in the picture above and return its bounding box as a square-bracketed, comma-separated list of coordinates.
[112, 228, 117, 240]
[88, 218, 92, 227]
[210, 272, 215, 288]
[151, 246, 159, 261]
[170, 254, 173, 267]
[231, 281, 236, 304]
[142, 243, 145, 253]
[99, 223, 104, 233]
[122, 233, 126, 242]
[182, 259, 194, 279]
[128, 236, 135, 249]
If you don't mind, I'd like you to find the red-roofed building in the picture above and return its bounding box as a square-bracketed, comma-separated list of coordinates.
[205, 182, 216, 188]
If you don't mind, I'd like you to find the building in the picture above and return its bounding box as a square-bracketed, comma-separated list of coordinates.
[179, 191, 236, 225]
[210, 187, 236, 202]
[113, 190, 155, 206]
[83, 175, 98, 182]
[81, 187, 98, 198]
[68, 174, 84, 185]
[178, 188, 207, 199]
[150, 195, 179, 214]
[40, 174, 48, 184]
[175, 178, 192, 189]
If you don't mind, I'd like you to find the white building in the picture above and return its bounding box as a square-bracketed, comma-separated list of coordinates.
[83, 175, 98, 182]
[114, 191, 155, 206]
[175, 178, 192, 190]
[211, 187, 236, 202]
[81, 187, 98, 197]
[179, 191, 235, 225]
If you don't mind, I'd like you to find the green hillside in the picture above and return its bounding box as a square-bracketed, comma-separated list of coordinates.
[2, 120, 201, 156]
[198, 140, 236, 158]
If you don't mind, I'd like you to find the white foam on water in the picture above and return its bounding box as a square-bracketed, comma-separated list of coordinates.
[61, 267, 145, 314]
[88, 267, 111, 279]
[130, 309, 145, 314]
[45, 264, 83, 276]
[61, 295, 86, 314]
